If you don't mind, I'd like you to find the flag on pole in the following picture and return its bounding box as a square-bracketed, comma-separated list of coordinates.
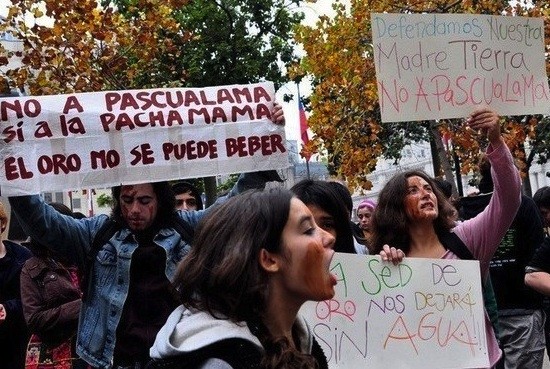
[298, 98, 311, 161]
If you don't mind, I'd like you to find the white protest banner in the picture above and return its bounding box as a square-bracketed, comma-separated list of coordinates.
[0, 82, 289, 195]
[300, 253, 488, 369]
[371, 13, 550, 122]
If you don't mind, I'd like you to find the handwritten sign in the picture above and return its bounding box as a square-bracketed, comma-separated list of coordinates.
[0, 82, 289, 195]
[371, 13, 550, 122]
[300, 253, 488, 369]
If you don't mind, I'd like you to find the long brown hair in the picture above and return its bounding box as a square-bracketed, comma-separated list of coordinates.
[174, 188, 318, 368]
[371, 170, 457, 255]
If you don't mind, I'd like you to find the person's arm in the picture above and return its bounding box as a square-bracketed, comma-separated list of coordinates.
[0, 304, 5, 323]
[0, 297, 23, 325]
[9, 195, 104, 266]
[0, 242, 30, 325]
[520, 197, 545, 260]
[452, 108, 521, 275]
[525, 237, 550, 295]
[20, 262, 81, 345]
[525, 271, 550, 296]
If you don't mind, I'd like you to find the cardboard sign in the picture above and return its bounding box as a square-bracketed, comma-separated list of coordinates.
[300, 253, 488, 369]
[371, 13, 550, 122]
[0, 82, 289, 195]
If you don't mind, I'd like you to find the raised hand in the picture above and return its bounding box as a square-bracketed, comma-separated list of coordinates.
[466, 107, 502, 147]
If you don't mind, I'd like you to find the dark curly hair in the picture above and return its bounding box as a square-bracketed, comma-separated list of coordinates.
[174, 188, 319, 369]
[171, 181, 203, 210]
[371, 170, 457, 255]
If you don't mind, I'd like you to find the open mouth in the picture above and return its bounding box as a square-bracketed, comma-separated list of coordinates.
[328, 251, 338, 285]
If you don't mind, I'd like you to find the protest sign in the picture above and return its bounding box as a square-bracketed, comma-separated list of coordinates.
[371, 13, 550, 122]
[0, 82, 288, 195]
[300, 253, 488, 369]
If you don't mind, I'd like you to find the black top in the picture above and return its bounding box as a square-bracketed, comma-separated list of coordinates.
[0, 240, 32, 369]
[528, 237, 550, 272]
[459, 194, 546, 310]
[114, 231, 179, 364]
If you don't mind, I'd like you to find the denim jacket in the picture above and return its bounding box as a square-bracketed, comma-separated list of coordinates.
[9, 172, 277, 368]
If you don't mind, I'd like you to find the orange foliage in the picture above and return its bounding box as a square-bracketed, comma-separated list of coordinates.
[294, 0, 550, 189]
[0, 0, 190, 95]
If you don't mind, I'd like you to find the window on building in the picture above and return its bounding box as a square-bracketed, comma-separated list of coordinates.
[72, 198, 81, 210]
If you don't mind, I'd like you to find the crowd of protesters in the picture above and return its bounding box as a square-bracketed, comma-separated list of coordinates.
[1, 104, 550, 369]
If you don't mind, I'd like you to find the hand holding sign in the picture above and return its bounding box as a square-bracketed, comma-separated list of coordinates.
[466, 107, 502, 147]
[380, 244, 405, 265]
[272, 102, 285, 125]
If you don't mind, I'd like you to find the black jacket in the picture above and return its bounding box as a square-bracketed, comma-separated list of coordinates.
[459, 194, 545, 310]
[0, 240, 32, 369]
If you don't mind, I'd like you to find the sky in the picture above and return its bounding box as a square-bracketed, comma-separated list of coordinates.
[277, 0, 339, 152]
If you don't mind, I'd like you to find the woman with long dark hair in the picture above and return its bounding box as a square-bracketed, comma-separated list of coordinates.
[149, 188, 336, 369]
[371, 108, 521, 368]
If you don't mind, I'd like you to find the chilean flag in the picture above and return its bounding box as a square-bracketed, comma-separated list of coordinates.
[299, 98, 311, 161]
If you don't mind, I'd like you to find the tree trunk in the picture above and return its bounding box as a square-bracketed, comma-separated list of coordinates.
[453, 151, 464, 197]
[523, 175, 532, 197]
[430, 121, 458, 197]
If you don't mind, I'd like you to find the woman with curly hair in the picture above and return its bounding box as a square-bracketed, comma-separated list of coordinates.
[148, 188, 336, 369]
[371, 108, 521, 368]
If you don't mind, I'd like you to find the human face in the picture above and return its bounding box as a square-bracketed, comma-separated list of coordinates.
[404, 176, 438, 223]
[357, 207, 373, 231]
[277, 198, 337, 303]
[175, 191, 198, 211]
[307, 204, 337, 239]
[119, 184, 158, 231]
[540, 206, 550, 228]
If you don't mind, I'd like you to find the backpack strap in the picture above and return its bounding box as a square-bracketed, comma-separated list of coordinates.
[312, 336, 329, 369]
[438, 231, 474, 260]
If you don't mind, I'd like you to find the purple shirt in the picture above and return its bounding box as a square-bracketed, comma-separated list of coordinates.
[446, 141, 521, 368]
